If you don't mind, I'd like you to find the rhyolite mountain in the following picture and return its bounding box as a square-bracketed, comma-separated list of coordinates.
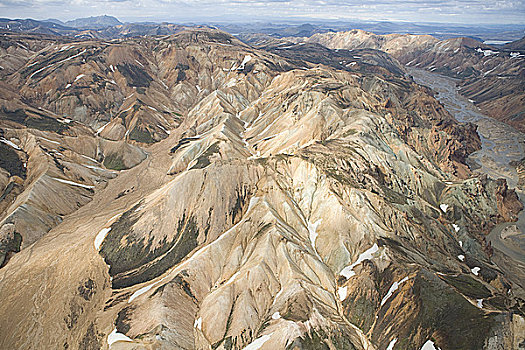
[0, 27, 524, 350]
[284, 29, 525, 134]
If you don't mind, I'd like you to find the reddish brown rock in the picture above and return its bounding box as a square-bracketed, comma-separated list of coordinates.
[495, 178, 523, 222]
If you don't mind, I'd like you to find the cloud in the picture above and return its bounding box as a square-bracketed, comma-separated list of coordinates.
[0, 0, 523, 24]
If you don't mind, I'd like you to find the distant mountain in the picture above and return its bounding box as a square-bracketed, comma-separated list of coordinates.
[65, 15, 121, 29]
[503, 35, 525, 50]
[0, 18, 75, 36]
[42, 18, 64, 25]
[218, 22, 332, 38]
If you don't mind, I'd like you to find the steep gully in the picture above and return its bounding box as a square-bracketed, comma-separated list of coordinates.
[409, 68, 525, 265]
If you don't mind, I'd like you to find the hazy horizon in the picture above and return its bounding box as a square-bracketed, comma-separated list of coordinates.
[1, 0, 524, 26]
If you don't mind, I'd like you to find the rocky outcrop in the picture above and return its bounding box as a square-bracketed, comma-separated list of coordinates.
[494, 178, 523, 222]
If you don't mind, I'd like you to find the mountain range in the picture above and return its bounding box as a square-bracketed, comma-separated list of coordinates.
[0, 21, 524, 350]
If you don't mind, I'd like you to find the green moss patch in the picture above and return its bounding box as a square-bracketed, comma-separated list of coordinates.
[190, 142, 220, 170]
[100, 205, 201, 289]
[117, 63, 152, 88]
[129, 126, 155, 144]
[103, 153, 127, 171]
[440, 274, 492, 299]
[0, 143, 26, 179]
[1, 108, 67, 133]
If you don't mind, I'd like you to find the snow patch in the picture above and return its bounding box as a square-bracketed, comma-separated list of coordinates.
[340, 243, 379, 279]
[459, 240, 463, 248]
[471, 267, 481, 276]
[387, 338, 398, 350]
[158, 124, 170, 135]
[381, 277, 409, 306]
[452, 224, 460, 232]
[476, 48, 498, 56]
[96, 121, 111, 135]
[243, 334, 272, 350]
[39, 136, 60, 144]
[194, 317, 202, 330]
[52, 177, 94, 189]
[338, 286, 348, 301]
[307, 219, 322, 253]
[458, 254, 465, 261]
[439, 204, 449, 213]
[238, 55, 252, 70]
[0, 138, 21, 150]
[271, 312, 281, 320]
[107, 328, 133, 347]
[94, 228, 111, 250]
[128, 282, 157, 303]
[421, 339, 440, 350]
[74, 74, 85, 82]
[81, 154, 98, 163]
[477, 299, 483, 308]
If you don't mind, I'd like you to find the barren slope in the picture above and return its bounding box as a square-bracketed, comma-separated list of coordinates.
[0, 28, 524, 350]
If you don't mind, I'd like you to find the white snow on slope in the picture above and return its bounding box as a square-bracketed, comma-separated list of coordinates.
[421, 339, 440, 350]
[387, 338, 398, 350]
[477, 299, 483, 308]
[96, 121, 110, 135]
[0, 138, 21, 150]
[29, 49, 86, 79]
[158, 124, 171, 135]
[74, 74, 85, 82]
[129, 282, 157, 303]
[338, 286, 348, 301]
[458, 254, 465, 261]
[308, 219, 322, 253]
[94, 228, 111, 250]
[107, 328, 133, 347]
[471, 267, 481, 276]
[238, 55, 252, 70]
[452, 224, 460, 232]
[381, 277, 409, 306]
[340, 243, 379, 279]
[271, 312, 281, 320]
[439, 204, 448, 213]
[81, 154, 98, 163]
[476, 48, 497, 56]
[194, 317, 202, 330]
[52, 177, 94, 189]
[39, 136, 60, 144]
[243, 334, 272, 350]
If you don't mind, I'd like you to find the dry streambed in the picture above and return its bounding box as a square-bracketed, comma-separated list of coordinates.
[409, 67, 525, 265]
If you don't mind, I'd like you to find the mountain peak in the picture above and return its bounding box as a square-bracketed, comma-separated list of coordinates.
[65, 15, 122, 29]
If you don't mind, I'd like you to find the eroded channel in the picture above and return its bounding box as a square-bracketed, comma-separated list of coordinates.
[409, 67, 525, 264]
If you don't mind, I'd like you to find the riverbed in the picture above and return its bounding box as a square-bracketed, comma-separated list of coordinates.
[409, 68, 525, 264]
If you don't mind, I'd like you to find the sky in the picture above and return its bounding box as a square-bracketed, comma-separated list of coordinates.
[1, 0, 524, 25]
